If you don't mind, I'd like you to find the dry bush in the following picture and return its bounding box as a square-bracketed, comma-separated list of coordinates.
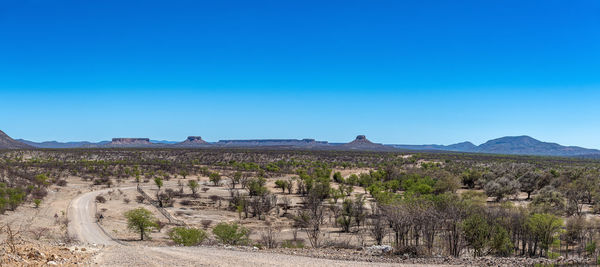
[209, 195, 221, 206]
[1, 223, 22, 253]
[180, 200, 194, 206]
[29, 227, 50, 240]
[259, 223, 281, 249]
[136, 195, 145, 203]
[201, 219, 213, 229]
[95, 195, 106, 203]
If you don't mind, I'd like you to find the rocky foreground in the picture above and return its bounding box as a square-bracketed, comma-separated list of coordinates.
[1, 241, 595, 267]
[0, 240, 94, 266]
[260, 246, 595, 267]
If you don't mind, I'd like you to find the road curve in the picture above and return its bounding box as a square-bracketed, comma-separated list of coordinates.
[67, 187, 134, 245]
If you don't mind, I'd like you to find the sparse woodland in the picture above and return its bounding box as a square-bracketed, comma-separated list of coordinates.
[2, 148, 600, 263]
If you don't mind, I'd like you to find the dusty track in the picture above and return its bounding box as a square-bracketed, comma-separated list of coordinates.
[67, 188, 124, 246]
[68, 188, 437, 266]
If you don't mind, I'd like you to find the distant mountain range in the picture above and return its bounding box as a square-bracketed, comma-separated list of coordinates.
[2, 131, 599, 157]
[392, 136, 600, 157]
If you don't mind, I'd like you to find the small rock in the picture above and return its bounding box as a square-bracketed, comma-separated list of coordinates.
[47, 261, 58, 266]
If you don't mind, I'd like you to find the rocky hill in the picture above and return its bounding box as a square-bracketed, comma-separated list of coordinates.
[341, 135, 394, 151]
[0, 130, 33, 149]
[175, 136, 210, 147]
[476, 136, 600, 156]
[393, 136, 600, 157]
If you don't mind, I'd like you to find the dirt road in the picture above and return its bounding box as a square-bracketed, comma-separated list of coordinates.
[67, 188, 123, 246]
[68, 188, 437, 266]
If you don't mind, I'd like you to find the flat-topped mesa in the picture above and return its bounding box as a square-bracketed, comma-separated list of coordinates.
[349, 135, 373, 145]
[110, 138, 151, 145]
[186, 136, 207, 143]
[341, 135, 392, 151]
[174, 136, 210, 147]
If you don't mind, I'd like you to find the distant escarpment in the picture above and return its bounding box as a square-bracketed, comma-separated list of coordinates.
[0, 130, 33, 149]
[215, 138, 329, 148]
[105, 138, 156, 147]
[19, 140, 109, 149]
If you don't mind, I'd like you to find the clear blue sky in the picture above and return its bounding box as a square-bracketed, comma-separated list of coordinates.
[1, 0, 599, 147]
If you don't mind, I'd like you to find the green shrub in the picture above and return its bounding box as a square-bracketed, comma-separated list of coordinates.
[585, 241, 596, 256]
[212, 222, 249, 245]
[169, 227, 207, 246]
[33, 199, 42, 208]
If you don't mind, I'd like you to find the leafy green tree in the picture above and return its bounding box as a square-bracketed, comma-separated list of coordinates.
[274, 180, 288, 193]
[462, 214, 491, 257]
[490, 225, 513, 256]
[7, 188, 25, 210]
[518, 171, 539, 200]
[154, 177, 163, 191]
[188, 180, 199, 197]
[346, 174, 359, 186]
[461, 169, 481, 189]
[169, 227, 207, 246]
[209, 172, 222, 186]
[124, 208, 159, 240]
[384, 180, 400, 192]
[333, 172, 344, 183]
[358, 173, 374, 192]
[329, 188, 343, 204]
[212, 222, 250, 245]
[402, 175, 435, 195]
[231, 171, 242, 189]
[527, 213, 563, 257]
[34, 174, 49, 188]
[248, 177, 268, 196]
